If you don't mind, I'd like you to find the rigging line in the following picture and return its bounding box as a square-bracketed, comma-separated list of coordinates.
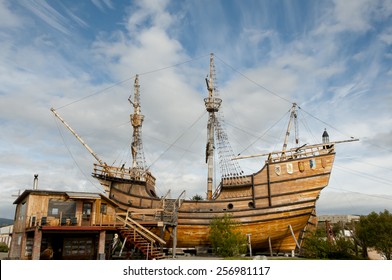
[53, 116, 104, 193]
[237, 108, 291, 156]
[362, 138, 392, 153]
[147, 110, 207, 170]
[299, 107, 353, 138]
[145, 133, 200, 156]
[55, 77, 135, 110]
[214, 55, 355, 139]
[54, 54, 210, 111]
[327, 187, 392, 201]
[214, 55, 293, 105]
[335, 164, 392, 187]
[354, 159, 392, 172]
[138, 54, 210, 77]
[166, 118, 204, 173]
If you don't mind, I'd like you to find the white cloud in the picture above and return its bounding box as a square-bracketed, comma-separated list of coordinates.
[18, 0, 72, 35]
[379, 27, 392, 45]
[0, 0, 22, 28]
[126, 0, 173, 33]
[0, 0, 392, 219]
[91, 0, 114, 11]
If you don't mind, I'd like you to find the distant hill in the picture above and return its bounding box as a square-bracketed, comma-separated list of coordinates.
[0, 218, 13, 227]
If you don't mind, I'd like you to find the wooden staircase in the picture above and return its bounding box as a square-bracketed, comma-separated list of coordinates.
[116, 211, 166, 260]
[156, 190, 186, 224]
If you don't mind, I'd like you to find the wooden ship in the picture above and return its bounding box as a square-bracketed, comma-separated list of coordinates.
[51, 54, 357, 255]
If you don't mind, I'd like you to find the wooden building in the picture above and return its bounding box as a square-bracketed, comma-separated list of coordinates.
[8, 190, 120, 260]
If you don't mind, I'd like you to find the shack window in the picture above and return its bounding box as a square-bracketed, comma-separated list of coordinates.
[100, 203, 107, 214]
[48, 199, 76, 218]
[82, 202, 92, 220]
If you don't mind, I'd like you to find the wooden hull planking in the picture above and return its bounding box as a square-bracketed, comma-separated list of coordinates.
[95, 150, 335, 252]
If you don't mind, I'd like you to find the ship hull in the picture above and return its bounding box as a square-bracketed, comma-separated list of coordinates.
[95, 149, 335, 252]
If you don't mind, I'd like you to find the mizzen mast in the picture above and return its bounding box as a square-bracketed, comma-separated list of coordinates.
[282, 103, 299, 153]
[129, 74, 147, 171]
[204, 54, 222, 200]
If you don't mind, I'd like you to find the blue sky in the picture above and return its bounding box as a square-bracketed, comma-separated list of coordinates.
[1, 0, 392, 219]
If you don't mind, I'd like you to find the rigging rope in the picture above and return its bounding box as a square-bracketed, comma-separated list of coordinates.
[54, 54, 210, 110]
[146, 110, 207, 170]
[214, 55, 293, 105]
[328, 186, 392, 202]
[236, 108, 291, 155]
[52, 116, 104, 193]
[214, 54, 357, 140]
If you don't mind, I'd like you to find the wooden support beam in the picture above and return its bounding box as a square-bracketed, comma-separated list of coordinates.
[288, 224, 301, 249]
[172, 226, 177, 259]
[266, 163, 272, 207]
[268, 236, 273, 257]
[119, 237, 127, 257]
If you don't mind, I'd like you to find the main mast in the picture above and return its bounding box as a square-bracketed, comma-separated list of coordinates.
[204, 53, 222, 200]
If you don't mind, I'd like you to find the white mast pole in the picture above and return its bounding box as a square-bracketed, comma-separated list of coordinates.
[204, 53, 222, 200]
[282, 103, 298, 153]
[51, 108, 105, 166]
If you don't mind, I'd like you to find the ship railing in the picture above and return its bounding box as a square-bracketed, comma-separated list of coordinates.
[232, 140, 351, 162]
[268, 144, 334, 162]
[128, 208, 164, 222]
[221, 176, 251, 186]
[93, 163, 156, 183]
[212, 176, 251, 199]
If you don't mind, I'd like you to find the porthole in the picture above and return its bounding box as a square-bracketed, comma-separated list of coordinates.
[227, 203, 234, 210]
[149, 189, 157, 197]
[248, 202, 254, 208]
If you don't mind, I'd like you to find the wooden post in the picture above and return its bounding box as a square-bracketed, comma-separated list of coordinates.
[246, 234, 252, 257]
[31, 227, 42, 260]
[251, 174, 256, 207]
[119, 237, 127, 257]
[266, 163, 272, 207]
[288, 224, 301, 249]
[160, 225, 165, 253]
[97, 231, 106, 260]
[268, 236, 273, 256]
[172, 226, 177, 259]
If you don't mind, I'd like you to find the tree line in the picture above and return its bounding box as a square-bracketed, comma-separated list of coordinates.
[301, 209, 392, 260]
[208, 210, 392, 259]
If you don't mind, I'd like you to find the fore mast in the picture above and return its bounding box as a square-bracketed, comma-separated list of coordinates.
[129, 74, 147, 172]
[204, 54, 222, 200]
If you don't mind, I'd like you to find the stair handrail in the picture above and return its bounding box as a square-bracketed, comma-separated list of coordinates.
[174, 190, 186, 208]
[116, 215, 155, 244]
[160, 189, 171, 209]
[116, 211, 166, 245]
